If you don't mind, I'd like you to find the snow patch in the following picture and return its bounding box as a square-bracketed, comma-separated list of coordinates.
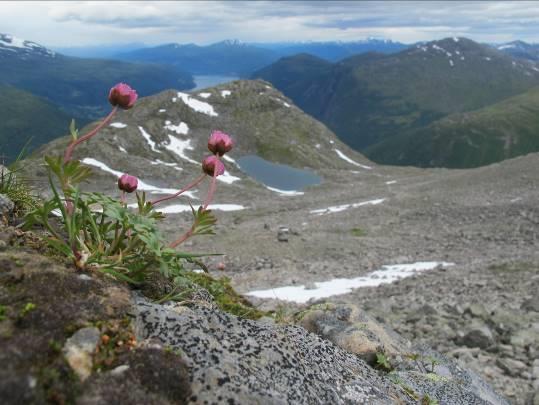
[158, 109, 166, 113]
[110, 122, 127, 129]
[138, 126, 161, 153]
[156, 204, 246, 214]
[163, 135, 198, 165]
[246, 262, 455, 303]
[449, 59, 454, 67]
[335, 149, 372, 169]
[385, 180, 397, 185]
[81, 158, 196, 198]
[218, 171, 241, 184]
[118, 146, 127, 153]
[176, 92, 218, 116]
[310, 198, 385, 215]
[266, 186, 304, 196]
[221, 90, 232, 98]
[164, 121, 189, 135]
[150, 159, 182, 171]
[198, 92, 211, 99]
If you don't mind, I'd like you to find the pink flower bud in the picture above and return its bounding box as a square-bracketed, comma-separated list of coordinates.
[217, 262, 226, 271]
[202, 155, 225, 177]
[118, 173, 138, 193]
[108, 83, 138, 110]
[208, 130, 233, 156]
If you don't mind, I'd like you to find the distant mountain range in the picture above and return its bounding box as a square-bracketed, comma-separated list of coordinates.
[495, 40, 539, 61]
[253, 37, 539, 168]
[0, 34, 195, 119]
[0, 33, 195, 161]
[255, 38, 408, 62]
[114, 38, 409, 76]
[115, 40, 278, 76]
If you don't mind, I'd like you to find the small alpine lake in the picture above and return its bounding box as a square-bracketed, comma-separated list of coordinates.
[236, 155, 322, 193]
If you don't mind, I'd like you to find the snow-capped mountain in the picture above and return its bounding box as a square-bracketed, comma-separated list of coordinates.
[495, 40, 539, 62]
[0, 33, 56, 58]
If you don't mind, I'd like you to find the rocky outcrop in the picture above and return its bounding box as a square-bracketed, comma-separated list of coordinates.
[0, 212, 510, 404]
[134, 295, 409, 404]
[298, 303, 508, 404]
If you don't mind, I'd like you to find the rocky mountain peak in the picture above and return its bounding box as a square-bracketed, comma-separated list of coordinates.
[0, 33, 56, 58]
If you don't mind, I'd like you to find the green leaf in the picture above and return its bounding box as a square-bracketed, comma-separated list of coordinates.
[46, 237, 74, 258]
[69, 119, 78, 141]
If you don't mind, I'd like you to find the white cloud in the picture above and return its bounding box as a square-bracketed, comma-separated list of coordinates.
[1, 1, 539, 46]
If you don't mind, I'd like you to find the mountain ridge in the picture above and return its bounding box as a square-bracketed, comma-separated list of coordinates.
[252, 36, 539, 167]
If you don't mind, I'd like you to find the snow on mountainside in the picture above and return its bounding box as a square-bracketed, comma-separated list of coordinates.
[409, 37, 539, 74]
[28, 80, 373, 208]
[0, 33, 55, 58]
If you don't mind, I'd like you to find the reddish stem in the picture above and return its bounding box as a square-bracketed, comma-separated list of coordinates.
[63, 106, 118, 163]
[169, 227, 194, 249]
[150, 174, 206, 206]
[202, 170, 218, 211]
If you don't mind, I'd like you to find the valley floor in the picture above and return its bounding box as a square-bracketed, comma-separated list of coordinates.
[158, 153, 539, 404]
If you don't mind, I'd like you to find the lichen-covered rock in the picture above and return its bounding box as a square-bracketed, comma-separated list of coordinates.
[298, 303, 508, 404]
[298, 302, 409, 364]
[134, 295, 412, 404]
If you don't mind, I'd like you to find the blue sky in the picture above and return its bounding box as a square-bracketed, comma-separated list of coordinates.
[1, 1, 539, 46]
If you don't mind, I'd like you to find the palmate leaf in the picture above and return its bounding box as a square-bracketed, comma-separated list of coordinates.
[191, 206, 217, 236]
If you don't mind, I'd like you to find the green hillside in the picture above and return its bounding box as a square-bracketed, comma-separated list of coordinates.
[0, 84, 72, 163]
[253, 37, 539, 155]
[0, 53, 194, 120]
[367, 86, 539, 168]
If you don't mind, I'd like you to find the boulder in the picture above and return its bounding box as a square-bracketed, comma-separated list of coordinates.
[458, 325, 495, 349]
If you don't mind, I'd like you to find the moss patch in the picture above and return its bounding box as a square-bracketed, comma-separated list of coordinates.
[184, 272, 266, 320]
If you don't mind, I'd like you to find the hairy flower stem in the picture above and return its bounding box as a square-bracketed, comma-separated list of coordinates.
[202, 169, 218, 210]
[150, 174, 205, 206]
[169, 226, 194, 249]
[63, 106, 118, 163]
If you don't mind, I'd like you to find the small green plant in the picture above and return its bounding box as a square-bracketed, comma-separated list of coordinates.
[0, 305, 7, 321]
[23, 83, 234, 287]
[350, 227, 367, 237]
[405, 352, 440, 373]
[421, 394, 439, 405]
[375, 352, 393, 372]
[20, 302, 36, 317]
[0, 145, 39, 215]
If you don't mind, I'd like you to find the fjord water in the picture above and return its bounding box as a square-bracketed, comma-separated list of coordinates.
[192, 75, 240, 90]
[237, 155, 322, 191]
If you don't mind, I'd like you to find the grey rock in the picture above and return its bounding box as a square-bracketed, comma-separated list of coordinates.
[134, 295, 410, 404]
[0, 193, 14, 217]
[63, 327, 100, 381]
[521, 296, 539, 312]
[510, 327, 539, 348]
[459, 326, 495, 349]
[277, 226, 289, 242]
[298, 303, 408, 364]
[465, 303, 489, 319]
[494, 358, 527, 377]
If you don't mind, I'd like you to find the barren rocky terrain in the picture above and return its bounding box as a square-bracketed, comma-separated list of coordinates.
[24, 80, 539, 404]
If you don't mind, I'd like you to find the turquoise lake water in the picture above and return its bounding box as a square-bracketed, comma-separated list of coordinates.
[237, 155, 322, 191]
